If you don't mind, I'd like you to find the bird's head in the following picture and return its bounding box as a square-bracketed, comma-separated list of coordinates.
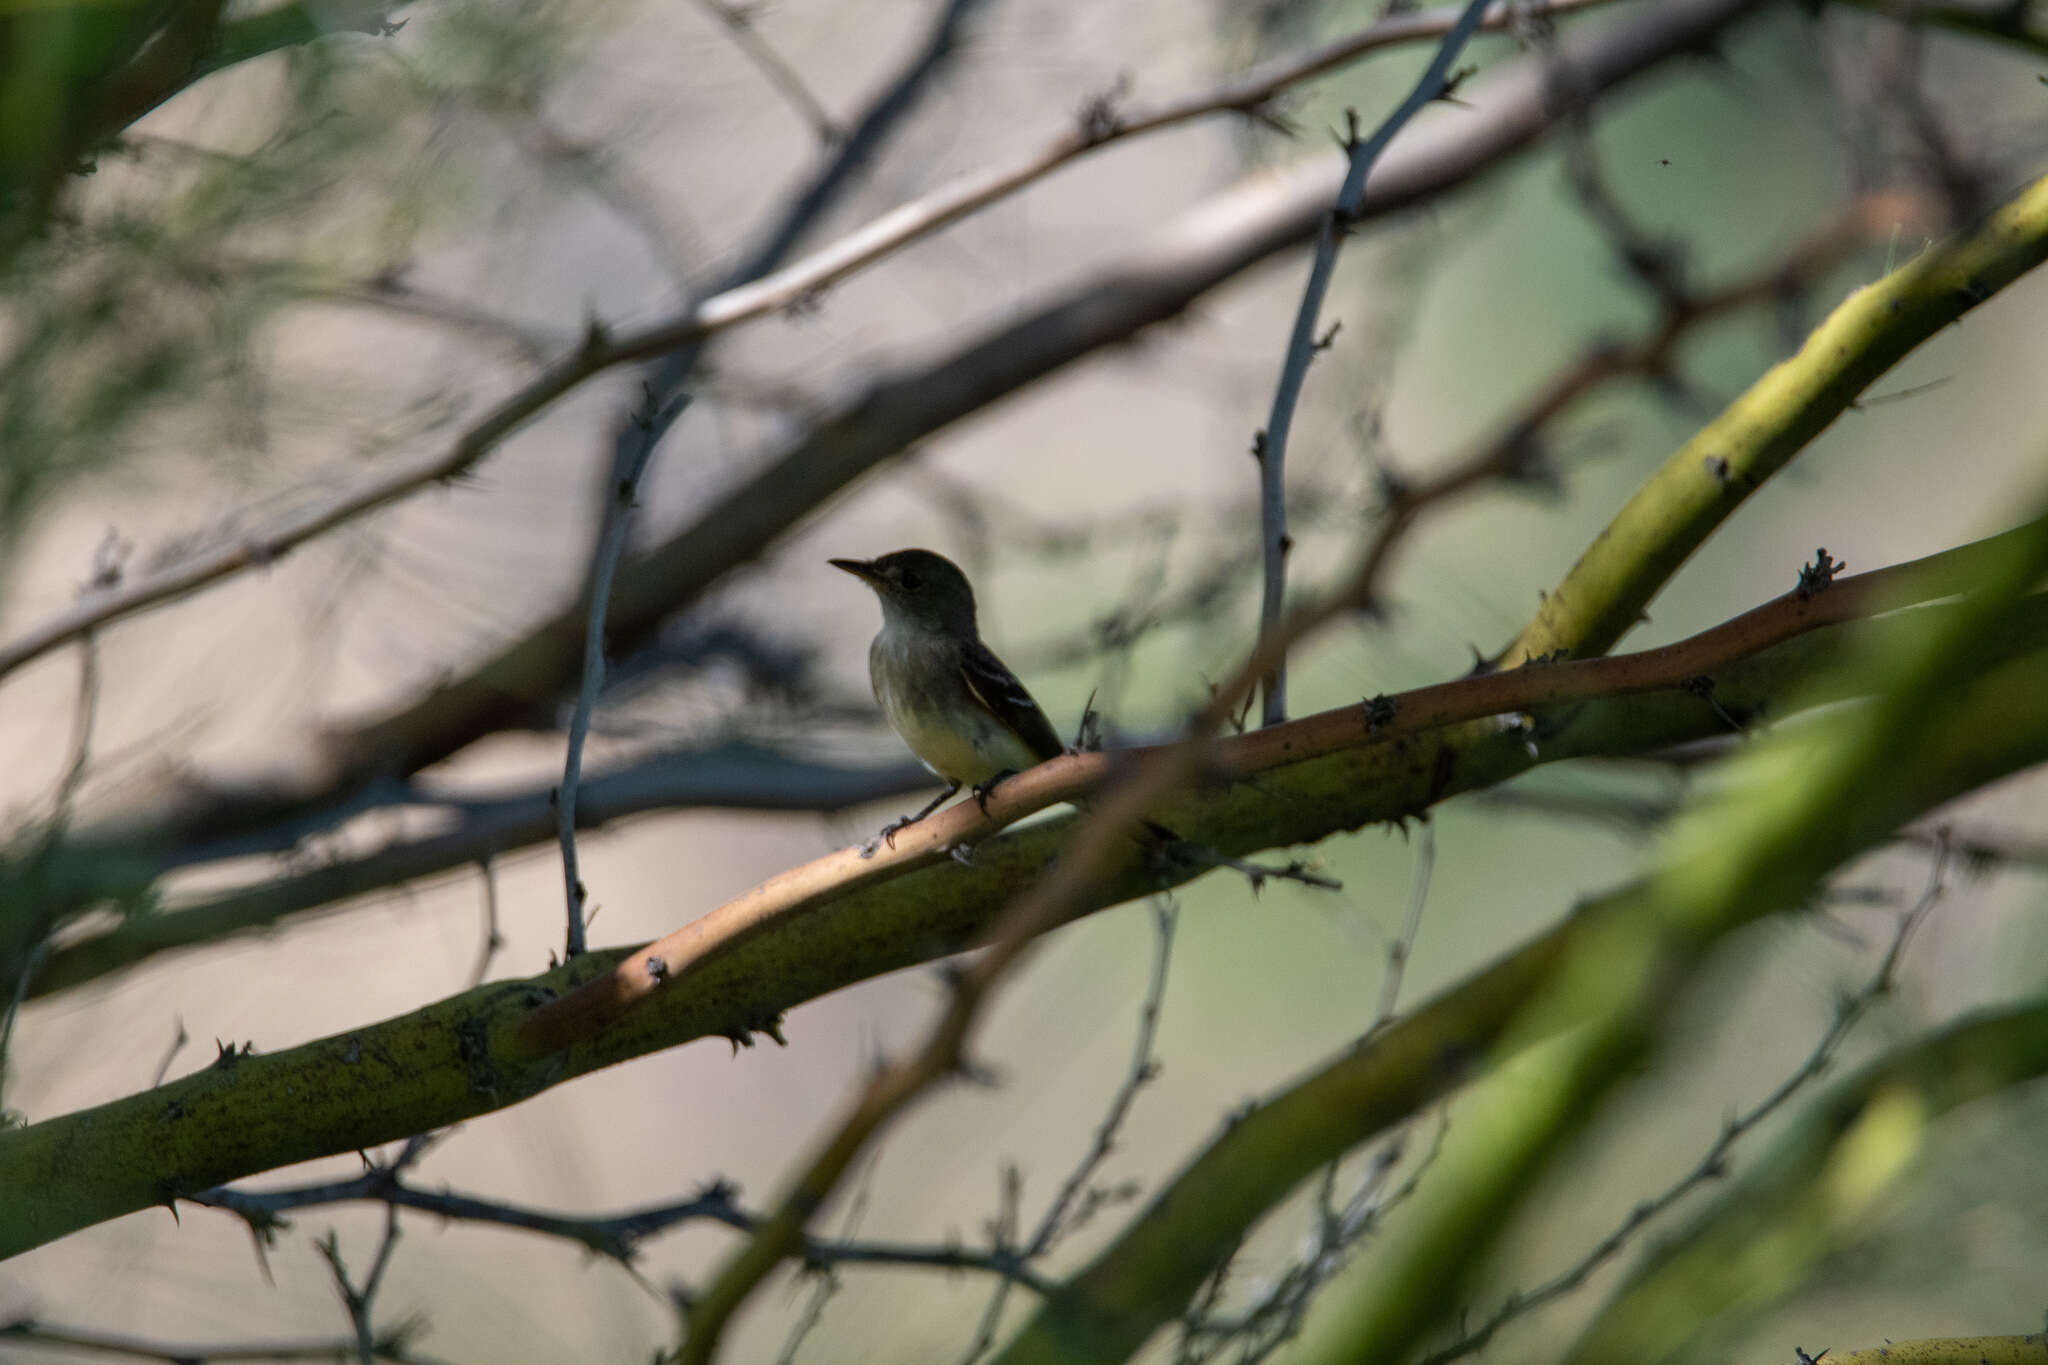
[830, 548, 977, 635]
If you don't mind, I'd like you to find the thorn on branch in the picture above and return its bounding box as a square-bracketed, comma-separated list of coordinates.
[1335, 107, 1363, 154]
[1499, 433, 1562, 496]
[1312, 320, 1342, 355]
[1796, 547, 1844, 599]
[1251, 429, 1268, 464]
[87, 528, 130, 592]
[1073, 688, 1102, 752]
[1373, 460, 1412, 509]
[1433, 64, 1478, 107]
[1077, 73, 1132, 144]
[953, 1054, 1002, 1087]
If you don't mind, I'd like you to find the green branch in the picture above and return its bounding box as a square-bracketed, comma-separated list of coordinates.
[1502, 171, 2048, 666]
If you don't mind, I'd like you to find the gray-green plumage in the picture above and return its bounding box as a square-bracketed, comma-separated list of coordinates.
[831, 548, 1062, 788]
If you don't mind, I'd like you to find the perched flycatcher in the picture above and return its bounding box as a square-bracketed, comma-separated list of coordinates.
[832, 548, 1063, 846]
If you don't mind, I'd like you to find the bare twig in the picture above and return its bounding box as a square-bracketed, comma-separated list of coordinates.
[0, 1317, 445, 1365]
[191, 1152, 1055, 1288]
[1255, 0, 1493, 727]
[315, 1202, 405, 1365]
[659, 0, 1627, 357]
[561, 390, 689, 958]
[318, 272, 568, 365]
[150, 1018, 190, 1088]
[469, 858, 504, 988]
[45, 633, 101, 839]
[694, 0, 843, 144]
[1414, 839, 1952, 1365]
[958, 900, 1178, 1364]
[1178, 1117, 1447, 1363]
[772, 1164, 877, 1365]
[1372, 822, 1436, 1032]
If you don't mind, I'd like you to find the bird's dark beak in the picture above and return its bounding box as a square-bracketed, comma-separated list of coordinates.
[830, 557, 879, 584]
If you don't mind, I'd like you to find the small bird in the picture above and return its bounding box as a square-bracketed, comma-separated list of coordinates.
[832, 548, 1064, 851]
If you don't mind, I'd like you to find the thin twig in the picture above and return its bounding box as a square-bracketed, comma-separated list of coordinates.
[469, 857, 504, 988]
[0, 1317, 446, 1365]
[958, 900, 1179, 1364]
[45, 632, 101, 839]
[695, 0, 843, 144]
[1414, 838, 1953, 1365]
[1178, 1116, 1447, 1363]
[150, 1018, 189, 1088]
[561, 390, 688, 958]
[1371, 822, 1435, 1032]
[315, 1202, 405, 1365]
[191, 1159, 1055, 1289]
[1255, 0, 1493, 726]
[772, 1162, 877, 1365]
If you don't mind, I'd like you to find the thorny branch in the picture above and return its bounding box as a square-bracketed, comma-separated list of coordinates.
[190, 1139, 1057, 1292]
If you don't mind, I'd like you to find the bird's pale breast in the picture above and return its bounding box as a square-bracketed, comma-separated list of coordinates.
[871, 631, 1040, 785]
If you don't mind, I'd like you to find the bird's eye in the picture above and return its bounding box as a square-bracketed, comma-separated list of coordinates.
[900, 573, 921, 591]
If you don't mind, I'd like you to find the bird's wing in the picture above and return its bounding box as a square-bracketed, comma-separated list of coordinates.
[960, 638, 1065, 764]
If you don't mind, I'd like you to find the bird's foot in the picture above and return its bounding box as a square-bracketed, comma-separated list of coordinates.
[971, 770, 1019, 814]
[859, 813, 920, 859]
